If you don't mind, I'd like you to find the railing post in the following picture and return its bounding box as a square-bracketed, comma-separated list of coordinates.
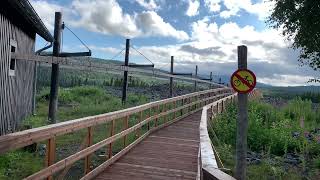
[137, 111, 143, 137]
[181, 99, 184, 116]
[45, 137, 56, 180]
[155, 105, 159, 126]
[123, 116, 129, 147]
[84, 126, 93, 174]
[148, 108, 151, 130]
[108, 120, 115, 159]
[173, 101, 176, 119]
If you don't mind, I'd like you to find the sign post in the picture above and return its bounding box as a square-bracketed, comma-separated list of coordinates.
[231, 45, 256, 180]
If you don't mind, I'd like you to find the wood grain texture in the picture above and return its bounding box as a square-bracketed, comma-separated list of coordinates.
[0, 12, 36, 135]
[94, 111, 202, 180]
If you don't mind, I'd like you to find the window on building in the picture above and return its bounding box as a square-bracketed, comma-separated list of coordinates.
[9, 39, 17, 76]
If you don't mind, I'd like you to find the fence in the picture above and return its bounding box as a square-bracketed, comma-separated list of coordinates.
[0, 87, 232, 179]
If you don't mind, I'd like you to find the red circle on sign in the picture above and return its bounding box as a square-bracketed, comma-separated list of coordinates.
[230, 69, 256, 94]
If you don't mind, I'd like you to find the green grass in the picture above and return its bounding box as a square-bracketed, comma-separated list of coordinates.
[0, 86, 151, 179]
[211, 98, 320, 179]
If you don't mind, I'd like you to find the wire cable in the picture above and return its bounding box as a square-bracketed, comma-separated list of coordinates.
[63, 23, 91, 52]
[110, 48, 126, 61]
[130, 45, 154, 65]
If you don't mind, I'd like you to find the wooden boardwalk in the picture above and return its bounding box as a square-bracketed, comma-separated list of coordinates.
[95, 111, 202, 180]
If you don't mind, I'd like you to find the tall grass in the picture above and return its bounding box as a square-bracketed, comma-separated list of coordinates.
[211, 98, 320, 179]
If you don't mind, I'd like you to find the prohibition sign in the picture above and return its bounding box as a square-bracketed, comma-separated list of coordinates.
[230, 69, 256, 93]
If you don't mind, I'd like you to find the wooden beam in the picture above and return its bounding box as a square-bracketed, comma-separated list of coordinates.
[194, 65, 198, 92]
[48, 12, 62, 124]
[45, 138, 56, 180]
[172, 73, 192, 76]
[84, 127, 93, 174]
[108, 120, 115, 159]
[235, 45, 248, 180]
[41, 51, 91, 57]
[122, 39, 130, 104]
[170, 56, 174, 97]
[128, 64, 154, 68]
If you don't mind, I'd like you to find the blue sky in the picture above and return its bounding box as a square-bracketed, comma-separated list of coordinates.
[31, 0, 319, 86]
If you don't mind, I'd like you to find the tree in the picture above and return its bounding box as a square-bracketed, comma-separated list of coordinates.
[268, 0, 320, 82]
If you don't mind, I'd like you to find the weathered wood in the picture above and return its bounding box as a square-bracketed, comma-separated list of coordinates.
[194, 65, 198, 92]
[84, 127, 93, 174]
[45, 137, 56, 180]
[48, 12, 62, 124]
[0, 88, 230, 154]
[108, 120, 115, 159]
[0, 12, 36, 135]
[123, 116, 129, 147]
[122, 39, 130, 104]
[170, 56, 174, 97]
[235, 45, 248, 180]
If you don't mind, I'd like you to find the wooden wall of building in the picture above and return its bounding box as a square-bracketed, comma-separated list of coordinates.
[0, 13, 36, 135]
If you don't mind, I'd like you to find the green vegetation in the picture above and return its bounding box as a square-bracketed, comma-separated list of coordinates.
[0, 86, 150, 179]
[211, 98, 320, 179]
[268, 0, 320, 82]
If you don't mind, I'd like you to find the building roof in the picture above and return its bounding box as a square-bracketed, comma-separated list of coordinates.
[7, 0, 54, 42]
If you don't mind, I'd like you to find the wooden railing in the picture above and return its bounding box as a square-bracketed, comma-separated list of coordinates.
[0, 87, 232, 180]
[198, 89, 262, 180]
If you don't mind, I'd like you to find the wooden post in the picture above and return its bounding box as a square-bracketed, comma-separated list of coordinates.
[84, 127, 93, 174]
[209, 72, 213, 89]
[122, 39, 130, 104]
[147, 108, 151, 130]
[170, 56, 174, 97]
[155, 105, 159, 126]
[108, 120, 115, 159]
[235, 45, 248, 180]
[219, 77, 222, 84]
[173, 101, 176, 119]
[194, 65, 198, 92]
[45, 137, 56, 180]
[123, 116, 129, 147]
[48, 12, 62, 124]
[137, 111, 143, 137]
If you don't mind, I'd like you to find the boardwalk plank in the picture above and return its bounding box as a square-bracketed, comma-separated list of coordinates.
[94, 111, 202, 180]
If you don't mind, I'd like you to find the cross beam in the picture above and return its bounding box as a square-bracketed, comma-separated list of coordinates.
[41, 51, 91, 57]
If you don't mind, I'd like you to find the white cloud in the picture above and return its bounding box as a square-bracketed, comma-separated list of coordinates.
[135, 0, 160, 10]
[186, 0, 200, 16]
[30, 0, 65, 31]
[204, 0, 221, 12]
[135, 11, 189, 40]
[32, 0, 188, 40]
[220, 0, 275, 20]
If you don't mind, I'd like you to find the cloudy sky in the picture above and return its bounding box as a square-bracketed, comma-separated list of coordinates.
[31, 0, 318, 86]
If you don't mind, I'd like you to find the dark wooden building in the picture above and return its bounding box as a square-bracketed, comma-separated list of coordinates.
[0, 0, 53, 135]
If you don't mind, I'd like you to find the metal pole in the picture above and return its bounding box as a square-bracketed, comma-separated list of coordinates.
[170, 56, 174, 97]
[235, 45, 248, 180]
[122, 39, 130, 104]
[48, 12, 62, 124]
[194, 65, 198, 92]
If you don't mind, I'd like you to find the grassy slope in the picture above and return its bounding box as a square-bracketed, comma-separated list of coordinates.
[0, 86, 150, 179]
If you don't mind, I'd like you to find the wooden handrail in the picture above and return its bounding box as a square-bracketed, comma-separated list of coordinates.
[198, 89, 262, 180]
[0, 87, 230, 154]
[0, 87, 232, 180]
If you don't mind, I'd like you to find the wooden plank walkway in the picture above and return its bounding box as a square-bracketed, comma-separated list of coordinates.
[95, 111, 202, 180]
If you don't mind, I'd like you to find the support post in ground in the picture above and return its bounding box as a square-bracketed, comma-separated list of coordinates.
[122, 39, 130, 104]
[170, 56, 174, 97]
[194, 65, 198, 92]
[48, 12, 62, 124]
[209, 72, 213, 89]
[235, 45, 248, 180]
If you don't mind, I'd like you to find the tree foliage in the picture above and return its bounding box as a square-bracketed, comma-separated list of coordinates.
[268, 0, 320, 72]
